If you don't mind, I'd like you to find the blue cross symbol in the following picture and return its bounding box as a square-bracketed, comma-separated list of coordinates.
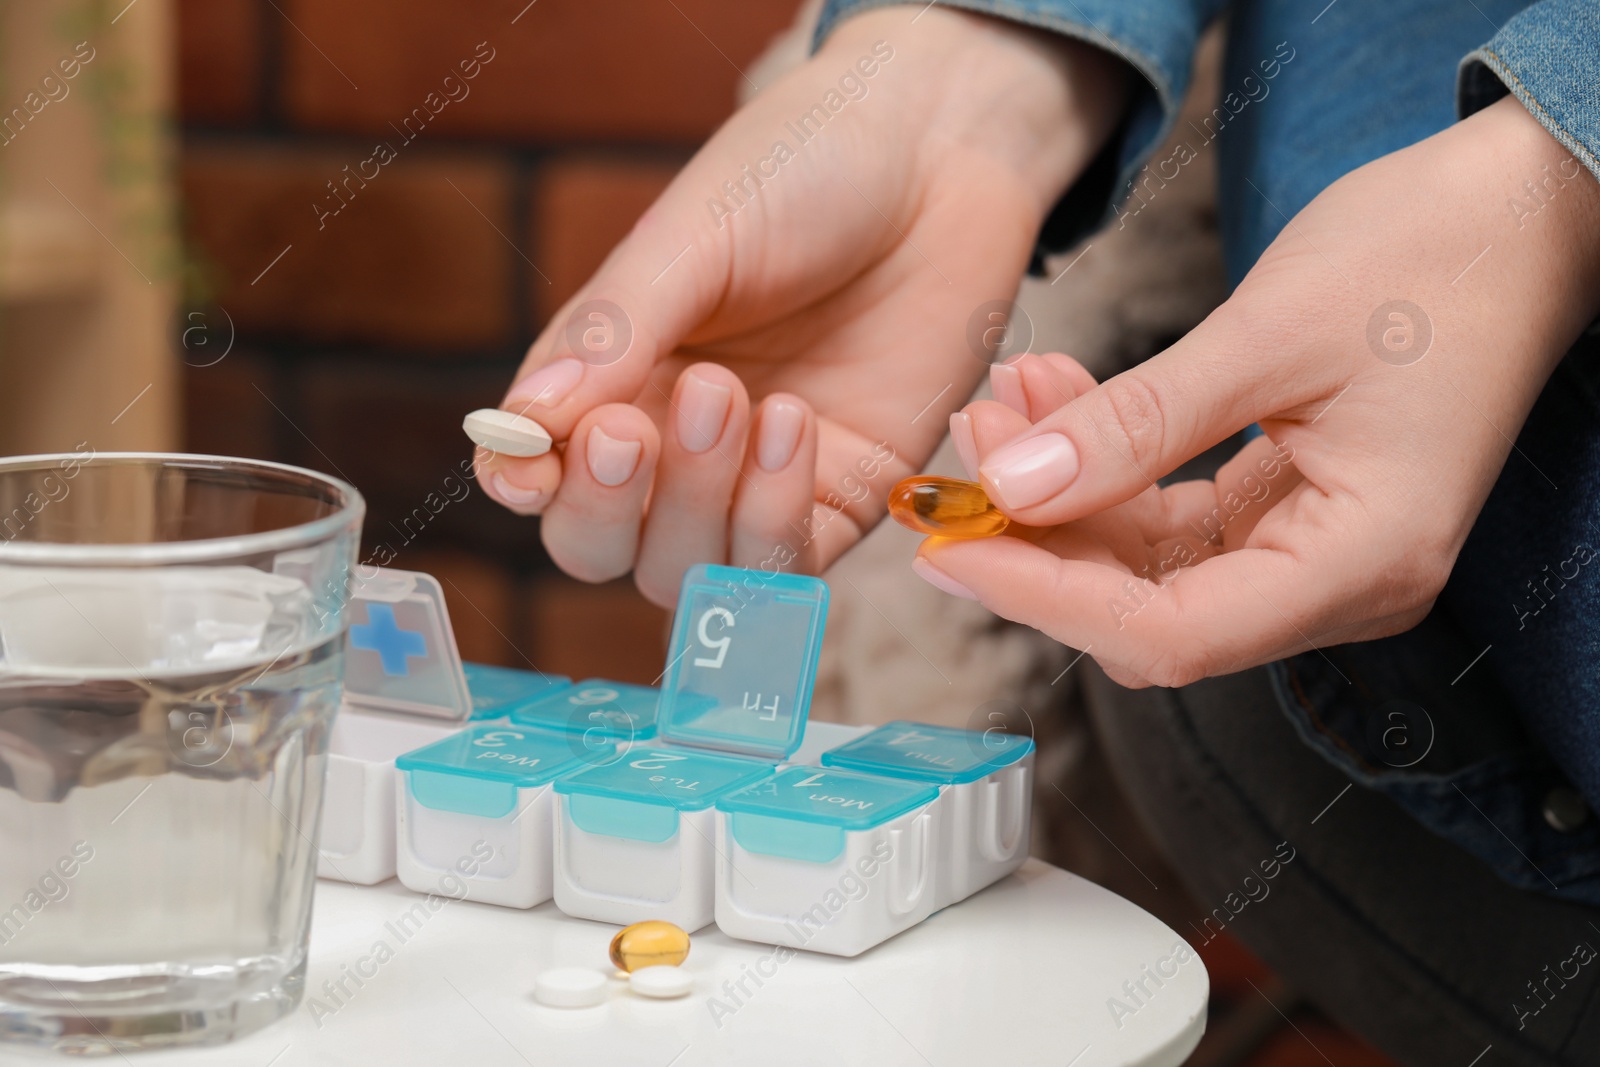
[349, 603, 428, 677]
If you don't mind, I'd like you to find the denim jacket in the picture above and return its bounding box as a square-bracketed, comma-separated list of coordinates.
[817, 0, 1600, 905]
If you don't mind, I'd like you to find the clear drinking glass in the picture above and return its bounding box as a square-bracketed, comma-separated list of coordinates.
[0, 452, 363, 1054]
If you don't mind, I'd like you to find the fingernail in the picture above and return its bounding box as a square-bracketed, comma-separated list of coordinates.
[913, 557, 978, 600]
[586, 426, 642, 487]
[676, 373, 732, 454]
[487, 471, 545, 508]
[990, 361, 1028, 416]
[505, 358, 584, 410]
[980, 432, 1079, 510]
[757, 400, 805, 472]
[948, 412, 979, 479]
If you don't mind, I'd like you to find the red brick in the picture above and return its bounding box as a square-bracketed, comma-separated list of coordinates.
[177, 0, 261, 125]
[1244, 1014, 1401, 1067]
[1195, 930, 1275, 1000]
[525, 576, 669, 685]
[280, 0, 802, 143]
[181, 350, 278, 459]
[401, 549, 521, 666]
[182, 145, 515, 348]
[532, 156, 681, 321]
[294, 359, 533, 558]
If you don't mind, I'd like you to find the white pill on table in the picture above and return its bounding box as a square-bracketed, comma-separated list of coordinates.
[629, 965, 692, 999]
[463, 408, 553, 458]
[534, 967, 608, 1008]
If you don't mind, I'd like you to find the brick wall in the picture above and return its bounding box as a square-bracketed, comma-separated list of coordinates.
[177, 0, 802, 678]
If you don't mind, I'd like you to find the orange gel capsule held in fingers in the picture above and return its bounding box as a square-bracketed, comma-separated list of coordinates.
[888, 476, 1010, 539]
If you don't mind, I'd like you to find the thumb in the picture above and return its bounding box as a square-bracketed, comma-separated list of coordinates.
[975, 315, 1308, 525]
[504, 198, 729, 441]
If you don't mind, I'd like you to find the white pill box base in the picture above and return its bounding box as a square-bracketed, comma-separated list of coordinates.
[394, 781, 555, 908]
[318, 709, 459, 885]
[551, 747, 774, 933]
[818, 721, 1037, 911]
[932, 751, 1033, 908]
[547, 723, 871, 930]
[713, 767, 944, 958]
[553, 799, 719, 932]
[393, 725, 619, 910]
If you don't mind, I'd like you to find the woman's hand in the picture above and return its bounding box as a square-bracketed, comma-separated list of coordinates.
[921, 96, 1600, 688]
[474, 5, 1128, 605]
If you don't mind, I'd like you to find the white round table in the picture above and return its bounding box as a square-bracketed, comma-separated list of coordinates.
[134, 860, 1207, 1067]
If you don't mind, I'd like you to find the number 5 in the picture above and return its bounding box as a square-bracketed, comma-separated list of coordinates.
[694, 606, 735, 668]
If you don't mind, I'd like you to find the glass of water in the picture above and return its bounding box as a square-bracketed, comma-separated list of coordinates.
[0, 452, 363, 1054]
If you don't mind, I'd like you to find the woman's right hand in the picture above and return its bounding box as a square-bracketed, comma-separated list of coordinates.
[475, 4, 1129, 604]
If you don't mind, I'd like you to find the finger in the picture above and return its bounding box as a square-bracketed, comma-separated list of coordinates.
[1011, 352, 1097, 421]
[1203, 434, 1303, 550]
[539, 405, 661, 583]
[731, 394, 819, 572]
[796, 422, 918, 568]
[919, 532, 1333, 686]
[989, 357, 1030, 417]
[634, 363, 752, 606]
[475, 445, 558, 515]
[965, 399, 1209, 548]
[477, 170, 732, 507]
[976, 313, 1327, 525]
[989, 352, 1095, 422]
[1039, 352, 1099, 397]
[954, 387, 1037, 481]
[963, 398, 1034, 450]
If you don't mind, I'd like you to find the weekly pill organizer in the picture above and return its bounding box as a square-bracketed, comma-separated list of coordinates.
[318, 563, 1034, 956]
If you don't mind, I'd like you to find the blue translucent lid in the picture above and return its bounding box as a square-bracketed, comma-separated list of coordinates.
[461, 662, 571, 721]
[657, 564, 829, 760]
[341, 568, 472, 722]
[555, 748, 770, 843]
[556, 747, 770, 810]
[396, 725, 616, 818]
[508, 679, 659, 739]
[820, 720, 1034, 784]
[716, 765, 939, 864]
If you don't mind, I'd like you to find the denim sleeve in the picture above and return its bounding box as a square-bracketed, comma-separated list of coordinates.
[814, 0, 1228, 267]
[1458, 0, 1600, 183]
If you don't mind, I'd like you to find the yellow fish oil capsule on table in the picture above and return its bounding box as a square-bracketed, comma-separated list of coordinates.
[608, 920, 690, 973]
[888, 476, 1010, 538]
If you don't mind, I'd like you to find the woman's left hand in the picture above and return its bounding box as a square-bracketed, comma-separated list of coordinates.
[919, 96, 1600, 689]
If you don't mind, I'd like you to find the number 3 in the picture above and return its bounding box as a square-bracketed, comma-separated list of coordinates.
[694, 606, 735, 668]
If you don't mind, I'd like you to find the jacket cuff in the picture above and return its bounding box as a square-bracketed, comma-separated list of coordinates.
[1458, 0, 1600, 185]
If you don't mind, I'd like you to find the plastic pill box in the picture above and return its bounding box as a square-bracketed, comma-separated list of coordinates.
[553, 748, 770, 931]
[320, 568, 476, 885]
[510, 678, 660, 740]
[821, 720, 1034, 908]
[714, 765, 942, 957]
[394, 724, 616, 908]
[461, 661, 572, 721]
[319, 709, 459, 885]
[550, 563, 830, 930]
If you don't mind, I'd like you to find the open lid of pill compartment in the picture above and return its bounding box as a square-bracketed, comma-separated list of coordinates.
[396, 724, 617, 818]
[716, 765, 939, 863]
[336, 567, 472, 722]
[820, 720, 1034, 784]
[509, 678, 660, 740]
[555, 748, 772, 842]
[656, 564, 829, 761]
[461, 662, 571, 721]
